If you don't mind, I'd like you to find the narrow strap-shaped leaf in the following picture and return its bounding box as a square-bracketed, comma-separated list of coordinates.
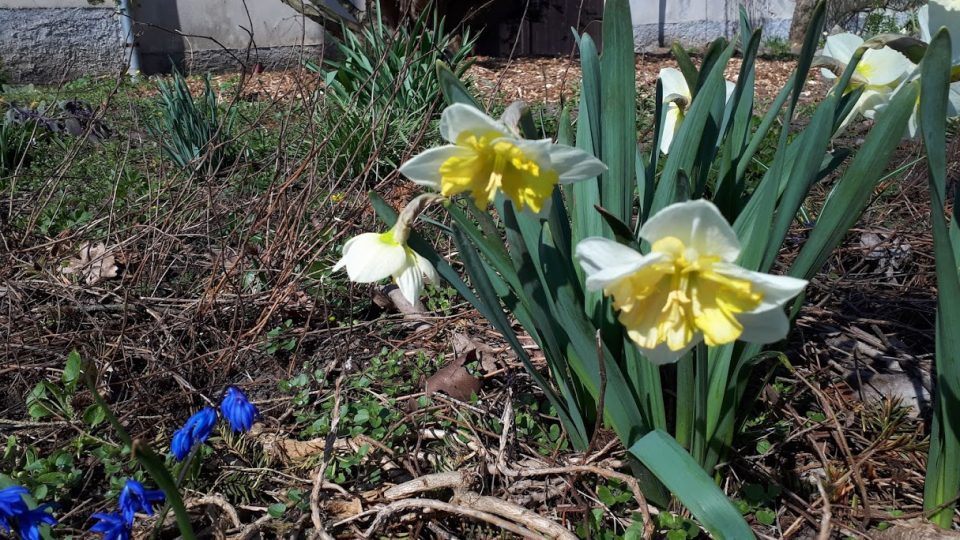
[919, 29, 960, 528]
[760, 91, 837, 271]
[787, 1, 826, 120]
[436, 61, 482, 109]
[672, 42, 700, 96]
[599, 0, 637, 224]
[641, 81, 665, 223]
[697, 38, 729, 95]
[630, 431, 756, 539]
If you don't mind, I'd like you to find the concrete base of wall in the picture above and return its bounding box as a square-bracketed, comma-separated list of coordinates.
[0, 7, 125, 83]
[0, 7, 326, 83]
[140, 44, 326, 76]
[631, 19, 792, 52]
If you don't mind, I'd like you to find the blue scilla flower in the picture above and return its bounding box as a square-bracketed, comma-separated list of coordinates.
[170, 406, 217, 461]
[221, 386, 258, 433]
[118, 479, 164, 525]
[90, 512, 130, 540]
[0, 485, 29, 532]
[15, 505, 57, 540]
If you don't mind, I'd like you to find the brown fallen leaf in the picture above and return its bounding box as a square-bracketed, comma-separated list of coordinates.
[424, 349, 482, 402]
[874, 518, 960, 540]
[451, 332, 499, 374]
[326, 498, 363, 519]
[61, 242, 119, 286]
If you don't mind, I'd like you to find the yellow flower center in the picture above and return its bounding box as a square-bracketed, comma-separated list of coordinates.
[438, 131, 558, 213]
[604, 236, 764, 351]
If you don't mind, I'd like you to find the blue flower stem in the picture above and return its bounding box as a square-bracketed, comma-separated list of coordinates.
[151, 445, 200, 540]
[133, 441, 197, 540]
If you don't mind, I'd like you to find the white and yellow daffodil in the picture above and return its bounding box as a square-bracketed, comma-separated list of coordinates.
[657, 67, 736, 154]
[819, 33, 913, 129]
[576, 199, 808, 365]
[332, 195, 440, 305]
[399, 104, 606, 214]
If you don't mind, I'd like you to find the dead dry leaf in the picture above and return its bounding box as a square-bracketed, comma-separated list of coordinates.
[451, 332, 499, 374]
[61, 242, 118, 285]
[874, 518, 960, 539]
[326, 498, 363, 519]
[424, 349, 482, 402]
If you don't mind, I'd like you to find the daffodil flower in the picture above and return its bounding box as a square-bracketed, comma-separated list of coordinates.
[333, 194, 440, 305]
[819, 33, 913, 130]
[399, 103, 606, 214]
[657, 68, 736, 154]
[576, 199, 808, 365]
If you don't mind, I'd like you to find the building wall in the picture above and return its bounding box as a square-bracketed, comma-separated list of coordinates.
[0, 0, 329, 83]
[629, 0, 795, 51]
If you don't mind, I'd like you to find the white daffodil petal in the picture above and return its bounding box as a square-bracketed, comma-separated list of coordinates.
[659, 104, 683, 155]
[415, 252, 438, 285]
[638, 199, 741, 261]
[439, 103, 508, 143]
[857, 88, 893, 120]
[585, 252, 669, 291]
[659, 67, 690, 104]
[399, 145, 474, 190]
[712, 263, 808, 312]
[334, 233, 408, 283]
[735, 308, 790, 344]
[395, 263, 424, 305]
[713, 265, 806, 301]
[860, 46, 912, 86]
[550, 144, 608, 184]
[823, 32, 863, 64]
[576, 237, 650, 281]
[918, 5, 931, 44]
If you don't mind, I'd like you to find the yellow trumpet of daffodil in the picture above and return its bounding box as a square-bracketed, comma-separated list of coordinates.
[399, 103, 607, 214]
[576, 199, 808, 365]
[332, 194, 441, 305]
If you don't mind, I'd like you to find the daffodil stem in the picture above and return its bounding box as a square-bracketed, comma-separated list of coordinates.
[675, 351, 695, 450]
[393, 192, 446, 243]
[692, 343, 709, 467]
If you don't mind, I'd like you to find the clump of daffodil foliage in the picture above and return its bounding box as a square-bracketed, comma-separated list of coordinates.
[332, 0, 957, 535]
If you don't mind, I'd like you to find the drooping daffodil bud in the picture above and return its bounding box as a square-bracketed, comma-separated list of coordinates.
[657, 68, 736, 155]
[398, 103, 607, 214]
[576, 199, 808, 365]
[333, 193, 442, 305]
[819, 33, 914, 130]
